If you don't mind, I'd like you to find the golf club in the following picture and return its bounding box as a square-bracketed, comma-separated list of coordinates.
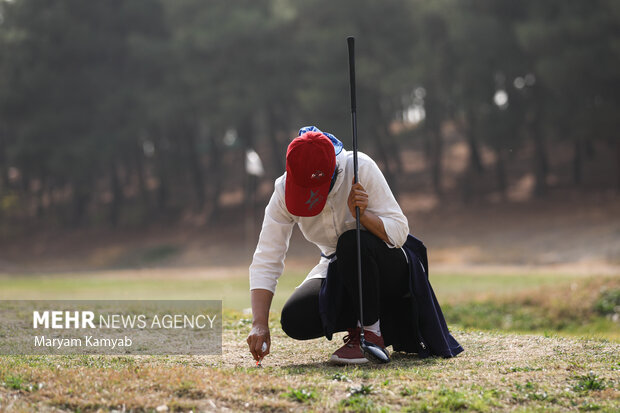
[347, 36, 390, 364]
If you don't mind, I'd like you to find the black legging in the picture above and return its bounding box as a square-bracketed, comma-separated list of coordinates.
[280, 229, 409, 340]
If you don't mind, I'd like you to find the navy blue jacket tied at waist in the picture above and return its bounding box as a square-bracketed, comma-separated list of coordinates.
[319, 234, 464, 358]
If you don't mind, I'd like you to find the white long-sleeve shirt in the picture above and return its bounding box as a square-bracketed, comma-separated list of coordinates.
[249, 148, 409, 293]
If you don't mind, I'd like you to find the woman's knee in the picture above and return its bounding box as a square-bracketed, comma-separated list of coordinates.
[280, 304, 323, 340]
[280, 280, 323, 340]
[280, 302, 302, 339]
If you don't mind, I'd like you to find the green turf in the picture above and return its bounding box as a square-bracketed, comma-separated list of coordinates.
[3, 268, 616, 340]
[428, 271, 587, 301]
[0, 268, 586, 310]
[0, 269, 305, 311]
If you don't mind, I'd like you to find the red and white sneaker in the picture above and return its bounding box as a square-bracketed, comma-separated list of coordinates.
[330, 328, 387, 365]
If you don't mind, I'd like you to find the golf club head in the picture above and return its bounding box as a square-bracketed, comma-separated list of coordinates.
[360, 338, 390, 364]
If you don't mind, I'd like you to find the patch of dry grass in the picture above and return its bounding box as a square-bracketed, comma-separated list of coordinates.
[442, 276, 620, 341]
[1, 317, 619, 412]
[0, 273, 618, 411]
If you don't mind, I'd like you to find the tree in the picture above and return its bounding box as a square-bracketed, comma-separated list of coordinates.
[517, 0, 620, 192]
[292, 0, 418, 196]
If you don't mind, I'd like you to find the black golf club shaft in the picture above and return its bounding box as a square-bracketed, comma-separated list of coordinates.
[346, 37, 390, 364]
[347, 36, 365, 337]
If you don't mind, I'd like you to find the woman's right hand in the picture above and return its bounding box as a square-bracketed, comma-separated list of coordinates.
[247, 323, 270, 361]
[248, 288, 274, 362]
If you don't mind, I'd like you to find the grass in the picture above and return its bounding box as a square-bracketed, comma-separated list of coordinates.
[1, 324, 618, 411]
[573, 372, 607, 392]
[283, 387, 316, 403]
[0, 265, 618, 411]
[347, 383, 374, 396]
[404, 387, 502, 412]
[4, 374, 26, 391]
[0, 266, 599, 311]
[1, 267, 617, 340]
[442, 276, 620, 341]
[0, 268, 304, 311]
[339, 393, 380, 412]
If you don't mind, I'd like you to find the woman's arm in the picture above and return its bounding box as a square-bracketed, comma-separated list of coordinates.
[247, 179, 295, 361]
[347, 180, 392, 245]
[352, 155, 409, 247]
[247, 288, 274, 361]
[347, 182, 392, 245]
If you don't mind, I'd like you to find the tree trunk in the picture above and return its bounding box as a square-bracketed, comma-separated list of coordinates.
[424, 133, 432, 162]
[461, 167, 474, 204]
[207, 132, 223, 224]
[424, 95, 444, 198]
[495, 148, 507, 198]
[532, 121, 548, 198]
[431, 127, 443, 198]
[381, 122, 403, 176]
[266, 107, 285, 177]
[71, 180, 91, 227]
[238, 117, 256, 208]
[0, 127, 7, 192]
[616, 140, 620, 194]
[373, 126, 397, 194]
[43, 178, 55, 223]
[585, 137, 595, 159]
[465, 109, 484, 173]
[19, 166, 29, 195]
[134, 142, 150, 211]
[238, 117, 261, 251]
[156, 163, 168, 213]
[118, 154, 131, 190]
[34, 174, 48, 220]
[184, 129, 206, 210]
[369, 92, 401, 195]
[19, 169, 30, 219]
[573, 138, 583, 186]
[154, 132, 169, 214]
[109, 160, 123, 227]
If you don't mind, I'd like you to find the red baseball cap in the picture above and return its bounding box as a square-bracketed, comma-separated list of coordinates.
[285, 131, 337, 217]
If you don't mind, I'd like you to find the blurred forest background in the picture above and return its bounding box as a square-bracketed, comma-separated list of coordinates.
[0, 0, 619, 248]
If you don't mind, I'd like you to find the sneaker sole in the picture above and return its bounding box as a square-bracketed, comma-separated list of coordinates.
[329, 354, 369, 365]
